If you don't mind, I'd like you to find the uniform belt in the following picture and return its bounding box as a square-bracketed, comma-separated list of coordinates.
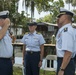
[57, 57, 74, 60]
[26, 51, 40, 54]
[0, 57, 11, 60]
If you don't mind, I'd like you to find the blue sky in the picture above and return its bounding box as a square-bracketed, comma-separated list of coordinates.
[18, 0, 74, 19]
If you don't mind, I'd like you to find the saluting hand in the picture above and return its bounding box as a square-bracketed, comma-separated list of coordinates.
[3, 18, 10, 27]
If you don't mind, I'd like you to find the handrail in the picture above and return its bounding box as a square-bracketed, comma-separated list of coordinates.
[12, 43, 56, 47]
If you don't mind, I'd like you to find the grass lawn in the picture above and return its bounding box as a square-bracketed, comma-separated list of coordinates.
[13, 67, 22, 75]
[13, 67, 56, 75]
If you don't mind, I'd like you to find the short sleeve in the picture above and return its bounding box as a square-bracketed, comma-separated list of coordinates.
[21, 35, 26, 44]
[62, 32, 74, 52]
[39, 34, 45, 45]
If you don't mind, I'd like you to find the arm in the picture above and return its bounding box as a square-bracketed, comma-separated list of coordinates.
[0, 18, 10, 40]
[40, 44, 44, 61]
[59, 31, 73, 71]
[38, 44, 44, 67]
[58, 50, 72, 75]
[60, 50, 72, 70]
[23, 44, 26, 60]
[39, 34, 45, 61]
[22, 44, 26, 65]
[38, 34, 45, 67]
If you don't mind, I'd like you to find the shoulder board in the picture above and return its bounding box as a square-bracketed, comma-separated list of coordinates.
[36, 32, 41, 34]
[72, 25, 76, 29]
[25, 32, 29, 34]
[64, 27, 68, 32]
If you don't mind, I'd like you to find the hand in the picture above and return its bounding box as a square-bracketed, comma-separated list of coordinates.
[22, 59, 24, 66]
[38, 61, 42, 67]
[3, 18, 10, 27]
[58, 70, 64, 75]
[12, 59, 15, 65]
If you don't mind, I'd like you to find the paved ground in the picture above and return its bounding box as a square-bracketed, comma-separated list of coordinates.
[14, 46, 23, 57]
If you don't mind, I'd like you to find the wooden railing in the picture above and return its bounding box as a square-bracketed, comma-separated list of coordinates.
[12, 43, 56, 58]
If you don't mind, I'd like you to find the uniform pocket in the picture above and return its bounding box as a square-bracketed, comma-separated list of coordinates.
[34, 39, 39, 45]
[57, 38, 62, 49]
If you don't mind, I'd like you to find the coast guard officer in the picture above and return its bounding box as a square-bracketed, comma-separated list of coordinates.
[0, 11, 13, 75]
[56, 7, 75, 75]
[21, 22, 45, 75]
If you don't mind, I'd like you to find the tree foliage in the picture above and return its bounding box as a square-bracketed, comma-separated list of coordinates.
[65, 0, 76, 23]
[0, 0, 65, 33]
[22, 0, 54, 21]
[37, 14, 52, 23]
[65, 0, 76, 9]
[71, 0, 76, 7]
[37, 0, 64, 23]
[0, 0, 30, 34]
[22, 0, 64, 23]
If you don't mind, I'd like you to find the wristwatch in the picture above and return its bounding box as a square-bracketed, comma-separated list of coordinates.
[60, 67, 65, 71]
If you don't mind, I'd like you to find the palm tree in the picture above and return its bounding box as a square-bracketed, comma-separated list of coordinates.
[22, 0, 34, 21]
[65, 0, 72, 10]
[65, 0, 76, 10]
[22, 0, 54, 22]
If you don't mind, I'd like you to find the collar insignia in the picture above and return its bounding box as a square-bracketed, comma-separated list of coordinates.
[25, 32, 29, 34]
[36, 32, 41, 34]
[64, 27, 68, 32]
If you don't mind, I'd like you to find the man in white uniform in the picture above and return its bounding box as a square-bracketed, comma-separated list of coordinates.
[0, 11, 13, 75]
[56, 7, 75, 75]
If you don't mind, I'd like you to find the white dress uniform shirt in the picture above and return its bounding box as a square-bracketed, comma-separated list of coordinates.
[0, 27, 13, 58]
[73, 28, 76, 55]
[21, 31, 45, 52]
[56, 23, 75, 58]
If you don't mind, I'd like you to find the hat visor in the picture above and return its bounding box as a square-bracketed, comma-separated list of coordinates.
[28, 25, 33, 26]
[28, 25, 37, 26]
[0, 15, 8, 18]
[57, 13, 66, 18]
